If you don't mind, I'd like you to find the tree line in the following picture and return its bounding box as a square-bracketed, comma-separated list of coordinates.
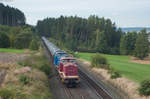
[0, 25, 39, 50]
[0, 3, 25, 26]
[120, 30, 150, 59]
[36, 15, 123, 54]
[0, 3, 39, 50]
[36, 16, 150, 59]
[0, 3, 149, 59]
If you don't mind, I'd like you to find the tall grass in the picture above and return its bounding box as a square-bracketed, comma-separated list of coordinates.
[18, 54, 51, 76]
[0, 52, 53, 99]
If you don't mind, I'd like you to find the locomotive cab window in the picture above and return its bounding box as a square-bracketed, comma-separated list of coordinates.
[61, 59, 76, 64]
[69, 59, 76, 63]
[61, 59, 68, 63]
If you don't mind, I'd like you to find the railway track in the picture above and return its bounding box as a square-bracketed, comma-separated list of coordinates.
[42, 39, 115, 99]
[79, 69, 112, 99]
[64, 87, 73, 99]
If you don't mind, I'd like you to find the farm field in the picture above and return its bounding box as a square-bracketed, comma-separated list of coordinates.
[76, 52, 150, 83]
[0, 48, 24, 53]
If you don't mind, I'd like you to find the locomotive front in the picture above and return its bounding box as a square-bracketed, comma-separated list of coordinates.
[59, 57, 80, 86]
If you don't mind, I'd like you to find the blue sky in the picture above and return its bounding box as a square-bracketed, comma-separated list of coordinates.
[1, 0, 150, 27]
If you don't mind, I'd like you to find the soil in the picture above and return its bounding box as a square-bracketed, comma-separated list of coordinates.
[78, 59, 150, 99]
[130, 56, 150, 64]
[0, 52, 29, 64]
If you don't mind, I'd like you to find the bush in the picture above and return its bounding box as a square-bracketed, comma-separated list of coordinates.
[91, 54, 109, 69]
[0, 32, 10, 48]
[0, 88, 14, 99]
[38, 62, 51, 76]
[29, 39, 39, 50]
[108, 68, 121, 79]
[19, 75, 30, 85]
[138, 79, 150, 96]
[0, 86, 27, 99]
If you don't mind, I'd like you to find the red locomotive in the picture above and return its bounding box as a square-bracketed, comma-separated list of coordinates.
[58, 57, 80, 86]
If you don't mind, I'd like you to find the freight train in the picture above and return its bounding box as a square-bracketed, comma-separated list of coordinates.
[42, 37, 80, 87]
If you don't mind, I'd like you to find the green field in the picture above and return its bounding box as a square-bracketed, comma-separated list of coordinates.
[0, 48, 24, 53]
[76, 52, 150, 83]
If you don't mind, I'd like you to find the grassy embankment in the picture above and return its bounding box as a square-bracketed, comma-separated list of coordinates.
[0, 51, 53, 99]
[76, 52, 150, 83]
[0, 48, 24, 53]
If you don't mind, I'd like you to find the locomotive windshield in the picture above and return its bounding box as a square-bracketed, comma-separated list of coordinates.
[62, 59, 76, 64]
[57, 53, 68, 58]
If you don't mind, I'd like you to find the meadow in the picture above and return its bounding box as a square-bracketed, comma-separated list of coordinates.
[0, 48, 24, 53]
[76, 52, 150, 83]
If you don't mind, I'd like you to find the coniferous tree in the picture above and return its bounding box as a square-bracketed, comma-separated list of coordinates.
[120, 35, 127, 55]
[36, 15, 123, 54]
[0, 3, 25, 26]
[120, 32, 137, 55]
[134, 29, 149, 60]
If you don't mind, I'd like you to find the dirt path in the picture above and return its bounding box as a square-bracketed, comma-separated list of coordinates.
[0, 52, 29, 64]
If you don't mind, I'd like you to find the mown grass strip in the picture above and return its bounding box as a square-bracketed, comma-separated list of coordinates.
[76, 52, 150, 83]
[0, 48, 24, 53]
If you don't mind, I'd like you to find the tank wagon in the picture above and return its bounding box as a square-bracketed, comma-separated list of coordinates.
[42, 37, 80, 87]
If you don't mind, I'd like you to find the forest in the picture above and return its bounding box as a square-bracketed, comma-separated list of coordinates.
[0, 3, 25, 26]
[0, 3, 39, 50]
[0, 3, 149, 59]
[36, 16, 123, 54]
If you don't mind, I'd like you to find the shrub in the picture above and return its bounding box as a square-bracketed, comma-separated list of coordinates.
[0, 88, 14, 99]
[138, 79, 150, 96]
[18, 61, 24, 66]
[19, 75, 30, 85]
[29, 39, 39, 50]
[38, 62, 51, 76]
[91, 54, 109, 69]
[110, 70, 121, 79]
[0, 86, 27, 99]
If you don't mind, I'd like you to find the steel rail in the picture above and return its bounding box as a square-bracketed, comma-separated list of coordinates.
[42, 37, 113, 99]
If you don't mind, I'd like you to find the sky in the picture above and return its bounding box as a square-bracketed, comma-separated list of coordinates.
[1, 0, 150, 27]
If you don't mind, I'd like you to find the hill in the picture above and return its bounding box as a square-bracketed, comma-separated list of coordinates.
[121, 27, 150, 32]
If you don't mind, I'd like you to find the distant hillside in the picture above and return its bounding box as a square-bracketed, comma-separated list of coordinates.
[0, 3, 25, 26]
[121, 27, 150, 32]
